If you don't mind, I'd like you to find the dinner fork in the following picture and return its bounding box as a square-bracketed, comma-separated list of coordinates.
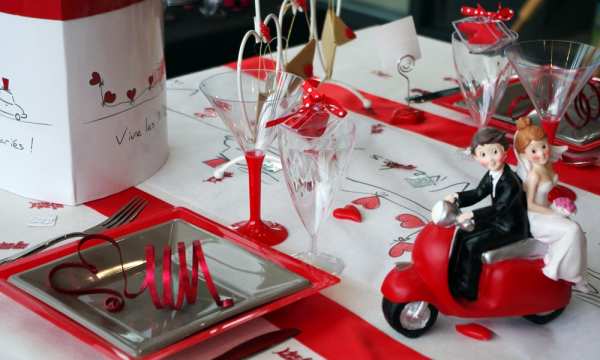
[0, 197, 148, 265]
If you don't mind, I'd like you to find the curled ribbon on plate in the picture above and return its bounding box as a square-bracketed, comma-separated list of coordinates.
[506, 78, 600, 129]
[461, 4, 514, 21]
[49, 234, 234, 313]
[266, 79, 347, 129]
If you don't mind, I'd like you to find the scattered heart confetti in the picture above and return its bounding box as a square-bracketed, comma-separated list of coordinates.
[352, 196, 380, 209]
[389, 242, 414, 257]
[455, 323, 494, 341]
[395, 214, 425, 228]
[89, 72, 101, 86]
[333, 205, 362, 222]
[203, 158, 228, 168]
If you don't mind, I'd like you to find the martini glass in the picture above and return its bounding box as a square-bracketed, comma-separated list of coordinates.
[200, 69, 303, 246]
[505, 40, 600, 145]
[278, 116, 356, 275]
[452, 32, 514, 128]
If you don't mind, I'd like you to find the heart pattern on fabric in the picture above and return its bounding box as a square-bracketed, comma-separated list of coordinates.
[126, 88, 137, 102]
[103, 91, 116, 104]
[352, 196, 380, 209]
[395, 214, 425, 228]
[333, 205, 362, 222]
[89, 72, 101, 86]
[203, 158, 228, 168]
[388, 242, 414, 257]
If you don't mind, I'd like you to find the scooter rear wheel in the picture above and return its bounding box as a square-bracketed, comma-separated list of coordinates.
[523, 308, 565, 324]
[382, 298, 438, 338]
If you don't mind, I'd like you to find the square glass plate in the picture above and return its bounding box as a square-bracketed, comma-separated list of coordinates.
[0, 208, 338, 359]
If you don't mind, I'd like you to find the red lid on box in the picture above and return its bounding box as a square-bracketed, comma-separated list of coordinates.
[0, 0, 145, 21]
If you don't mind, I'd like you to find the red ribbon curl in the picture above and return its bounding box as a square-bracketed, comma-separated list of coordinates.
[49, 234, 234, 313]
[266, 80, 347, 129]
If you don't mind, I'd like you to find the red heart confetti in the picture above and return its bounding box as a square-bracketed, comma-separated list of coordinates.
[395, 214, 425, 229]
[126, 88, 136, 102]
[203, 158, 228, 168]
[352, 196, 380, 209]
[455, 323, 494, 341]
[89, 72, 101, 86]
[388, 242, 414, 257]
[103, 91, 116, 104]
[333, 205, 362, 222]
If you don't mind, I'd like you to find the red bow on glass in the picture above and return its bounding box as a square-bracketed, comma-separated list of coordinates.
[266, 80, 347, 129]
[461, 4, 515, 22]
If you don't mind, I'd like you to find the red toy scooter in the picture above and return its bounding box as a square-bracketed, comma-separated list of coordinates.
[381, 200, 571, 338]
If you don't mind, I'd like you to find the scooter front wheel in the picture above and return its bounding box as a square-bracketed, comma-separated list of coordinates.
[382, 298, 438, 338]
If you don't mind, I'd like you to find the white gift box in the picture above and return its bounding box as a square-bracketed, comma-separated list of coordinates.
[0, 0, 168, 205]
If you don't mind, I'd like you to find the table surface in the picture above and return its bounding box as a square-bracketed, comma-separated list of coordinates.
[1, 26, 599, 360]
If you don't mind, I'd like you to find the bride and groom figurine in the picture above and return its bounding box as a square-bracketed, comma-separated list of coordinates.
[445, 119, 589, 301]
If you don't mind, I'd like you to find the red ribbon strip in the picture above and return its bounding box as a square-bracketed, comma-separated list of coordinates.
[266, 80, 348, 129]
[49, 234, 234, 312]
[460, 4, 515, 21]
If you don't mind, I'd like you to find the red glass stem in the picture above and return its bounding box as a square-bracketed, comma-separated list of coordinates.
[245, 150, 265, 223]
[541, 120, 559, 145]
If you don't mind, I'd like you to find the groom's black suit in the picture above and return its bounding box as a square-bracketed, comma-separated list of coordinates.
[449, 164, 530, 300]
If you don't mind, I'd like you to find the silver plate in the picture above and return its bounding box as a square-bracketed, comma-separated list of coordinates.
[8, 219, 310, 357]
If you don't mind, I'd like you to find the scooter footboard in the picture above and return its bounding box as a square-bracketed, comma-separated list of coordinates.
[381, 265, 434, 304]
[479, 259, 571, 316]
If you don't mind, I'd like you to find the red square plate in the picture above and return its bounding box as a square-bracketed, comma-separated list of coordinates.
[0, 207, 339, 359]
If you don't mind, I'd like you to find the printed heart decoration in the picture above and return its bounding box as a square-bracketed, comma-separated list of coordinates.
[455, 323, 494, 341]
[303, 64, 314, 78]
[352, 196, 380, 210]
[395, 214, 425, 229]
[203, 158, 228, 168]
[126, 88, 136, 102]
[103, 91, 116, 104]
[388, 242, 413, 257]
[89, 72, 101, 86]
[345, 27, 356, 40]
[148, 75, 154, 87]
[333, 205, 362, 223]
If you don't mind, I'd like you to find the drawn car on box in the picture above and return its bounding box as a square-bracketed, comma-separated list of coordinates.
[0, 89, 27, 121]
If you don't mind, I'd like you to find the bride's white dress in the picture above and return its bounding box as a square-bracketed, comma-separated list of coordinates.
[527, 175, 587, 284]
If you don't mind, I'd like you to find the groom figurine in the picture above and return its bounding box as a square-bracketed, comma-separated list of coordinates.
[445, 128, 529, 300]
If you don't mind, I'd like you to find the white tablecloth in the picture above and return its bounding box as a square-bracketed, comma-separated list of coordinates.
[0, 27, 599, 360]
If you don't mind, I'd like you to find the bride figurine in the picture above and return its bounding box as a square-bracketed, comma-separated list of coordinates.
[514, 117, 590, 292]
